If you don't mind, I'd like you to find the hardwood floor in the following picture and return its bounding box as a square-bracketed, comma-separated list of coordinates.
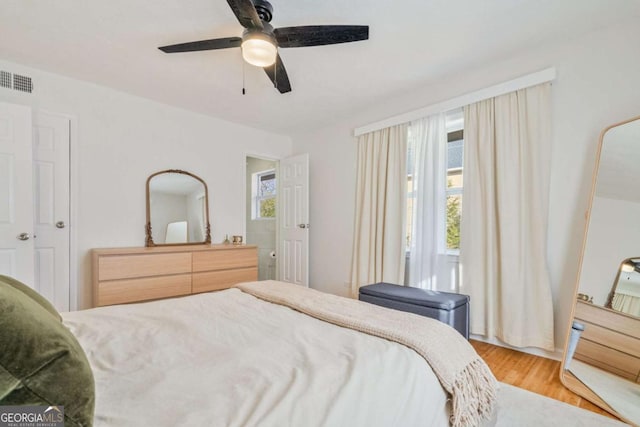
[471, 340, 618, 420]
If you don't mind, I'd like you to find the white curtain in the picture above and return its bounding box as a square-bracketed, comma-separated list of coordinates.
[407, 114, 447, 289]
[350, 124, 408, 297]
[460, 82, 555, 351]
[611, 293, 640, 317]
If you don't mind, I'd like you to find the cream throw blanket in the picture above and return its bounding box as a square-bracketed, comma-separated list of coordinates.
[236, 280, 498, 427]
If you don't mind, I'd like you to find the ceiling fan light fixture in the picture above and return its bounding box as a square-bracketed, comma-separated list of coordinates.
[241, 32, 277, 67]
[621, 262, 635, 273]
[159, 0, 369, 93]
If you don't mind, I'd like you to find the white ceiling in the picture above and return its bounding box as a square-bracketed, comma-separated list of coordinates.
[2, 0, 639, 136]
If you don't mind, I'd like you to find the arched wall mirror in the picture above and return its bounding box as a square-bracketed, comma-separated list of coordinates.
[145, 170, 211, 247]
[561, 116, 640, 425]
[606, 257, 640, 316]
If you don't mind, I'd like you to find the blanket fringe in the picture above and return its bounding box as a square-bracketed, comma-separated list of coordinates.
[450, 358, 499, 427]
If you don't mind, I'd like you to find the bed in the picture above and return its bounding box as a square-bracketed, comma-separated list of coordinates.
[1, 277, 496, 427]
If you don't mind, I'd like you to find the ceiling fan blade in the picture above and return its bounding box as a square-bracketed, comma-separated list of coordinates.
[159, 37, 242, 53]
[226, 0, 263, 29]
[274, 25, 369, 48]
[264, 54, 291, 93]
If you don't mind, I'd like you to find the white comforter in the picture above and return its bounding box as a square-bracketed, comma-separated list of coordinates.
[63, 288, 449, 427]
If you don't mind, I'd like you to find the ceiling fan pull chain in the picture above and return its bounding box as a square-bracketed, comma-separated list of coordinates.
[242, 52, 246, 95]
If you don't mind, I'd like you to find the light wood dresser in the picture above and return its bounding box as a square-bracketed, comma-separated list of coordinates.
[92, 244, 258, 307]
[574, 300, 640, 382]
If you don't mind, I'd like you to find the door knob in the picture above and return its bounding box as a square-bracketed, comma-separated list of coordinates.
[17, 232, 30, 241]
[56, 221, 66, 229]
[297, 224, 310, 229]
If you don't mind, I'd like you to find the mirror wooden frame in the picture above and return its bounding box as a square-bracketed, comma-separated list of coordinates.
[145, 169, 211, 247]
[559, 115, 640, 423]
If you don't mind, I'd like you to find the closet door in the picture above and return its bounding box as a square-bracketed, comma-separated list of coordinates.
[0, 102, 35, 284]
[0, 103, 71, 311]
[33, 111, 71, 311]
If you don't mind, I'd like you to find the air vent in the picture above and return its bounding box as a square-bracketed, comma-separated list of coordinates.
[13, 74, 33, 93]
[0, 70, 33, 93]
[0, 71, 11, 89]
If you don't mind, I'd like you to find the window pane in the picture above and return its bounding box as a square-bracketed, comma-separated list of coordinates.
[260, 197, 276, 218]
[259, 175, 276, 196]
[447, 169, 463, 188]
[447, 138, 464, 189]
[407, 137, 415, 172]
[406, 172, 417, 250]
[447, 139, 463, 169]
[446, 194, 462, 250]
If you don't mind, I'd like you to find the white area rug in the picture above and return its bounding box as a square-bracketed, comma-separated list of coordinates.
[490, 383, 629, 426]
[570, 360, 640, 425]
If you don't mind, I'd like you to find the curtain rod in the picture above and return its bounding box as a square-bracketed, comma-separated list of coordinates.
[353, 67, 556, 137]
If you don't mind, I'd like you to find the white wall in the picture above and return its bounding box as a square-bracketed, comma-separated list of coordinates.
[0, 59, 291, 309]
[290, 21, 640, 354]
[579, 196, 640, 306]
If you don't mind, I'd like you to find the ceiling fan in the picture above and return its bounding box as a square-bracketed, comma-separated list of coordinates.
[158, 0, 369, 94]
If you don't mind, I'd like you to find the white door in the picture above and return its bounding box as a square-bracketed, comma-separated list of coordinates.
[33, 112, 71, 311]
[278, 153, 309, 287]
[0, 102, 35, 284]
[0, 103, 71, 311]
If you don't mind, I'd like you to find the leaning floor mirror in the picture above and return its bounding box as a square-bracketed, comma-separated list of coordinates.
[560, 116, 640, 425]
[145, 169, 211, 246]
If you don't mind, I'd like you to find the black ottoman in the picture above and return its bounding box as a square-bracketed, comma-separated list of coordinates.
[359, 282, 470, 339]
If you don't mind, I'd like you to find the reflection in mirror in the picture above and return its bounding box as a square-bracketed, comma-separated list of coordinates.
[145, 170, 211, 246]
[607, 258, 640, 317]
[561, 116, 640, 425]
[578, 119, 640, 310]
[165, 221, 188, 244]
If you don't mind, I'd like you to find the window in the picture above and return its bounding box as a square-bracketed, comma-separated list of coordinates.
[406, 110, 464, 254]
[252, 169, 276, 219]
[406, 142, 416, 250]
[445, 129, 463, 252]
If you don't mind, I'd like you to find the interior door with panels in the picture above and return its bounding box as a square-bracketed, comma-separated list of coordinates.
[278, 153, 309, 287]
[0, 103, 71, 311]
[0, 102, 34, 285]
[33, 111, 70, 311]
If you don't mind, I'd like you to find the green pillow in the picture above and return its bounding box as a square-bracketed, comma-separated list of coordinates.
[0, 275, 61, 321]
[0, 282, 95, 426]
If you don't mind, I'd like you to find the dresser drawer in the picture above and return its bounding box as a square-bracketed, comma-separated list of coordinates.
[192, 267, 258, 293]
[579, 322, 640, 359]
[98, 253, 192, 281]
[575, 338, 640, 380]
[575, 301, 640, 339]
[97, 274, 192, 306]
[192, 248, 257, 272]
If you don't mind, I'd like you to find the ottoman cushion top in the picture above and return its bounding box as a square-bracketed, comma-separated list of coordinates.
[359, 282, 469, 310]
